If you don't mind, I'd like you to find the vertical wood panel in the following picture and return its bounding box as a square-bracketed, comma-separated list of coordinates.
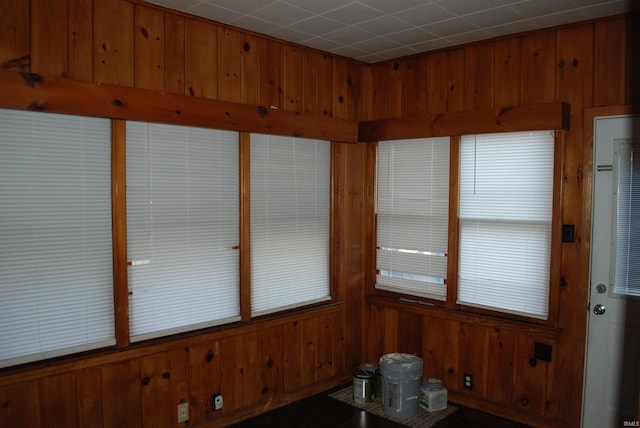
[284, 320, 302, 391]
[164, 13, 185, 94]
[300, 317, 318, 385]
[283, 45, 303, 112]
[594, 17, 627, 106]
[551, 23, 594, 423]
[442, 320, 460, 392]
[220, 335, 245, 412]
[169, 348, 190, 422]
[521, 30, 555, 104]
[332, 59, 347, 120]
[386, 61, 402, 118]
[495, 37, 521, 107]
[31, 0, 67, 77]
[512, 336, 547, 416]
[487, 328, 515, 406]
[94, 0, 134, 86]
[317, 313, 335, 379]
[101, 360, 142, 428]
[243, 332, 261, 405]
[382, 307, 399, 354]
[464, 42, 495, 110]
[67, 0, 93, 81]
[218, 27, 243, 103]
[422, 317, 444, 379]
[331, 310, 346, 375]
[134, 5, 164, 91]
[189, 341, 221, 423]
[426, 52, 448, 114]
[76, 367, 103, 427]
[303, 51, 320, 115]
[259, 325, 284, 398]
[397, 312, 423, 356]
[317, 54, 334, 117]
[258, 39, 282, 108]
[366, 304, 384, 362]
[184, 18, 217, 99]
[403, 57, 427, 117]
[369, 65, 388, 121]
[240, 33, 259, 105]
[447, 49, 465, 112]
[0, 381, 40, 428]
[459, 323, 489, 399]
[0, 0, 30, 71]
[140, 353, 173, 428]
[345, 61, 364, 121]
[39, 373, 77, 428]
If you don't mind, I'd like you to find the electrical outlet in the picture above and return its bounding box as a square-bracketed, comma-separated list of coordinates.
[212, 393, 224, 410]
[177, 402, 189, 423]
[463, 373, 473, 390]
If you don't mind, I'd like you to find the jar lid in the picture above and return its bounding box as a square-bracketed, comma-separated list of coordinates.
[422, 378, 443, 391]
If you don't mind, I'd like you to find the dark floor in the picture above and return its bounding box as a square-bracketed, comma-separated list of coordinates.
[230, 386, 531, 428]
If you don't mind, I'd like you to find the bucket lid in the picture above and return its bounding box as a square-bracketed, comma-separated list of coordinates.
[379, 353, 423, 370]
[422, 378, 444, 391]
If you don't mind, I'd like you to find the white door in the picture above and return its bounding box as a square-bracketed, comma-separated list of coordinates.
[583, 114, 640, 428]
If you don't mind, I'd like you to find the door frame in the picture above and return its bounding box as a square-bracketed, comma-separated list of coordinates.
[581, 105, 640, 424]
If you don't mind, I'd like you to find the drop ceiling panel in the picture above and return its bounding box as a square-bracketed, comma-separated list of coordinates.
[145, 0, 632, 63]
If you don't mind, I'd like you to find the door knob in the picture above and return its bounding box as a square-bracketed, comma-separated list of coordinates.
[593, 304, 606, 315]
[595, 283, 607, 294]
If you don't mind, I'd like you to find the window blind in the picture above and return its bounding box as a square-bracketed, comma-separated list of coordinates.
[458, 131, 554, 319]
[0, 109, 114, 368]
[250, 134, 330, 316]
[613, 141, 640, 297]
[376, 137, 450, 300]
[126, 122, 240, 342]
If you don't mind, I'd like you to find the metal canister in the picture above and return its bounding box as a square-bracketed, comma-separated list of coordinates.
[359, 363, 381, 400]
[353, 368, 373, 403]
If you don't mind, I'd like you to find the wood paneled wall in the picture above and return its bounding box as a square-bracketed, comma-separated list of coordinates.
[363, 14, 633, 428]
[0, 0, 635, 426]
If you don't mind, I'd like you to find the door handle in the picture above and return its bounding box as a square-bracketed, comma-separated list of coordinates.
[593, 304, 606, 315]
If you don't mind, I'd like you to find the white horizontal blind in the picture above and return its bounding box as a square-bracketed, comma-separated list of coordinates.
[250, 134, 330, 316]
[0, 109, 115, 368]
[613, 141, 640, 297]
[126, 122, 240, 342]
[376, 137, 450, 300]
[458, 131, 554, 319]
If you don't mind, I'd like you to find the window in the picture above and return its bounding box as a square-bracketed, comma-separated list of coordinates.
[0, 109, 115, 368]
[613, 140, 640, 297]
[250, 134, 331, 316]
[457, 131, 554, 319]
[126, 122, 240, 342]
[376, 137, 450, 300]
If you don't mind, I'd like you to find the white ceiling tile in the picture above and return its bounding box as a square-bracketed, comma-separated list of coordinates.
[268, 26, 316, 42]
[437, 0, 508, 16]
[301, 37, 343, 52]
[578, 1, 632, 18]
[385, 27, 434, 45]
[392, 3, 455, 26]
[530, 9, 589, 27]
[147, 0, 202, 10]
[359, 0, 434, 14]
[422, 18, 479, 37]
[484, 19, 539, 36]
[355, 15, 410, 35]
[323, 3, 385, 25]
[289, 16, 345, 35]
[202, 0, 275, 15]
[282, 0, 352, 15]
[408, 37, 456, 53]
[230, 15, 280, 34]
[321, 26, 377, 45]
[250, 2, 313, 25]
[464, 5, 527, 28]
[510, 0, 579, 18]
[350, 36, 403, 52]
[187, 3, 243, 22]
[445, 28, 494, 45]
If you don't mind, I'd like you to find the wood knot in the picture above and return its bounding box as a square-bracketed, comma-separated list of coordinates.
[572, 58, 579, 67]
[257, 105, 268, 118]
[20, 72, 42, 88]
[140, 27, 149, 38]
[162, 372, 170, 379]
[206, 352, 213, 362]
[111, 99, 123, 107]
[393, 62, 399, 71]
[267, 358, 274, 368]
[141, 376, 150, 386]
[559, 59, 565, 68]
[243, 42, 250, 52]
[521, 395, 530, 406]
[27, 101, 44, 111]
[338, 95, 344, 104]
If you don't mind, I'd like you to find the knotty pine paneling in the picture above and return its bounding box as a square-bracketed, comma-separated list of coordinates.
[76, 367, 104, 427]
[39, 373, 78, 428]
[164, 13, 185, 95]
[220, 335, 245, 413]
[134, 4, 165, 91]
[184, 18, 217, 99]
[0, 0, 29, 71]
[494, 37, 521, 107]
[283, 45, 304, 112]
[463, 42, 495, 110]
[31, 0, 67, 78]
[258, 38, 283, 109]
[101, 360, 142, 428]
[594, 17, 627, 106]
[68, 0, 94, 81]
[93, 0, 134, 86]
[259, 325, 285, 399]
[487, 328, 516, 407]
[0, 381, 40, 427]
[218, 27, 244, 104]
[520, 29, 556, 105]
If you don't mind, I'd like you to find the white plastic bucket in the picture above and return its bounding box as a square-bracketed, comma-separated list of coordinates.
[379, 353, 423, 419]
